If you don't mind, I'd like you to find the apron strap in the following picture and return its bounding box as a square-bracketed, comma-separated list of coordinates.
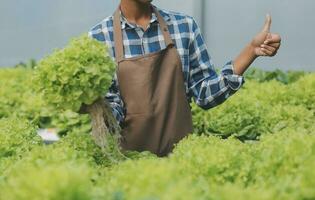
[152, 7, 174, 47]
[113, 9, 124, 63]
[113, 5, 174, 63]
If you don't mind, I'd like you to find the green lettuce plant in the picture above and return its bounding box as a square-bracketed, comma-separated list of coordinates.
[33, 34, 122, 156]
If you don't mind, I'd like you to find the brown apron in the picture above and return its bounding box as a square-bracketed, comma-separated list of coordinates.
[113, 7, 193, 157]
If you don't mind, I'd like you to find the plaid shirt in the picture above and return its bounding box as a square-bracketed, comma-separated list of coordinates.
[88, 5, 245, 125]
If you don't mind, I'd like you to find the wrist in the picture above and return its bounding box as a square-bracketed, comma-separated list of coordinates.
[233, 43, 259, 75]
[248, 42, 259, 59]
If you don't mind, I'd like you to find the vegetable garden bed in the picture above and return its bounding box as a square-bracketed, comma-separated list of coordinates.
[0, 38, 314, 200]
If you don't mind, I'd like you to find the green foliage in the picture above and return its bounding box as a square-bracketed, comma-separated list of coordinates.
[1, 163, 94, 200]
[95, 131, 315, 200]
[97, 158, 206, 200]
[192, 88, 268, 139]
[0, 122, 126, 200]
[33, 34, 116, 112]
[0, 67, 93, 137]
[289, 74, 315, 110]
[50, 110, 92, 136]
[6, 129, 315, 200]
[0, 118, 42, 174]
[58, 128, 127, 166]
[1, 61, 315, 200]
[14, 59, 37, 69]
[0, 68, 43, 121]
[192, 75, 315, 140]
[244, 67, 307, 84]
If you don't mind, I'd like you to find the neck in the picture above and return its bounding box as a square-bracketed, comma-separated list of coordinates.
[120, 0, 152, 24]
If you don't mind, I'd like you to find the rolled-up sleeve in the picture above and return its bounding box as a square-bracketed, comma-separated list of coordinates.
[104, 73, 126, 126]
[188, 18, 245, 110]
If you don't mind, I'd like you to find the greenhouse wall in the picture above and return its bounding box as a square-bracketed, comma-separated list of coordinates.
[0, 0, 314, 70]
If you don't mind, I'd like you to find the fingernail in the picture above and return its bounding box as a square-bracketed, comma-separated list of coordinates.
[264, 40, 268, 44]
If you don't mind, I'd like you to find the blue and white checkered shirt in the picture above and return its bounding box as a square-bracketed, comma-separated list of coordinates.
[89, 5, 245, 125]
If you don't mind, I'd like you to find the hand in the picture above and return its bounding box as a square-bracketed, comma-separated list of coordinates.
[79, 103, 89, 114]
[251, 14, 281, 57]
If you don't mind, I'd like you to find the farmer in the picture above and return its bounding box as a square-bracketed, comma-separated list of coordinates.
[89, 0, 281, 156]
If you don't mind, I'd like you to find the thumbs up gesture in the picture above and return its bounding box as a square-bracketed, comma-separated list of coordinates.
[251, 14, 281, 57]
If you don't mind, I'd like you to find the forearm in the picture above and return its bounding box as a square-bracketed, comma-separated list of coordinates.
[233, 43, 258, 75]
[190, 62, 245, 110]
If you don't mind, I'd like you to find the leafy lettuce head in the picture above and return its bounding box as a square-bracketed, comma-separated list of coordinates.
[33, 34, 115, 112]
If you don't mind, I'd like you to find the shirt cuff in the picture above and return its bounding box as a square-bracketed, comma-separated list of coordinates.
[110, 103, 125, 127]
[221, 60, 245, 91]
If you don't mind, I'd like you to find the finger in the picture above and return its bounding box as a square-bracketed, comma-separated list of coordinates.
[79, 104, 89, 114]
[260, 47, 273, 56]
[262, 13, 272, 33]
[262, 42, 280, 48]
[260, 44, 276, 52]
[264, 34, 281, 44]
[258, 49, 267, 56]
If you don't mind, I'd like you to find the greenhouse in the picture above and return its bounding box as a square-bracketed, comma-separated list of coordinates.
[0, 1, 314, 200]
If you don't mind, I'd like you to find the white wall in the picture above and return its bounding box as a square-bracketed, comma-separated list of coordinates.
[0, 0, 314, 71]
[0, 0, 201, 67]
[204, 0, 315, 71]
[0, 0, 116, 66]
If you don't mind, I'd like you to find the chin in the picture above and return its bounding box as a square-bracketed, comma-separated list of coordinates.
[136, 0, 153, 3]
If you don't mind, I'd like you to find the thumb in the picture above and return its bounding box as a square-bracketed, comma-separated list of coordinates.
[262, 13, 272, 33]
